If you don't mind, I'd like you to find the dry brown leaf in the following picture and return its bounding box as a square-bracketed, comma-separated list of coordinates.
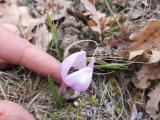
[123, 19, 160, 115]
[81, 0, 107, 34]
[123, 19, 160, 90]
[40, 0, 72, 21]
[146, 82, 160, 114]
[129, 50, 160, 63]
[0, 4, 44, 28]
[35, 24, 52, 51]
[128, 19, 160, 51]
[134, 64, 160, 89]
[127, 19, 160, 63]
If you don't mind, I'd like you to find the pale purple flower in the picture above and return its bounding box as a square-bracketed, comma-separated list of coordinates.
[61, 51, 94, 92]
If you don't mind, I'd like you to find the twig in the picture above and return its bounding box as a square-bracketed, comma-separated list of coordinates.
[0, 81, 7, 100]
[63, 39, 98, 59]
[104, 0, 122, 27]
[26, 91, 41, 109]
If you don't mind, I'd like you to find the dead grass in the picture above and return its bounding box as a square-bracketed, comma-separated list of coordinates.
[1, 0, 160, 120]
[0, 68, 139, 119]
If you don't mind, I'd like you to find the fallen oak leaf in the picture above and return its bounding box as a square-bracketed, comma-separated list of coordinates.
[123, 19, 160, 90]
[148, 50, 160, 63]
[134, 64, 160, 89]
[146, 82, 160, 114]
[81, 0, 107, 34]
[128, 19, 160, 53]
[128, 50, 146, 61]
[129, 50, 160, 63]
[124, 19, 160, 62]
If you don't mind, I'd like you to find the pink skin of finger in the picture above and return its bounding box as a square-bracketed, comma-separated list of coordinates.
[0, 25, 62, 119]
[0, 58, 10, 70]
[0, 23, 18, 69]
[0, 100, 35, 120]
[0, 25, 62, 83]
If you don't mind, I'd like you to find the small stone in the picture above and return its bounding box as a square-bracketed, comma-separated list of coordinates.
[128, 9, 145, 20]
[73, 101, 79, 107]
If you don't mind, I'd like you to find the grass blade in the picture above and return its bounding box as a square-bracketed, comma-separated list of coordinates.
[48, 76, 62, 109]
[95, 63, 128, 70]
[47, 13, 61, 60]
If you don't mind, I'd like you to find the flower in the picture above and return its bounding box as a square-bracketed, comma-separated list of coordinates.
[61, 51, 94, 92]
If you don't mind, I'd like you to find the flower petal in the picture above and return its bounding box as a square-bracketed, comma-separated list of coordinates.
[63, 57, 95, 92]
[61, 51, 86, 79]
[64, 67, 93, 91]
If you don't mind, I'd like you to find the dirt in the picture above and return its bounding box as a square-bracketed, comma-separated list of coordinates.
[1, 0, 160, 120]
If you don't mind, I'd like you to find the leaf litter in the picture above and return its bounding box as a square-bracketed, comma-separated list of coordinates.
[120, 19, 160, 115]
[2, 0, 160, 119]
[67, 0, 125, 38]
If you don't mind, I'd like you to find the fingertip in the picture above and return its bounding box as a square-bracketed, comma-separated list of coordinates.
[0, 100, 35, 120]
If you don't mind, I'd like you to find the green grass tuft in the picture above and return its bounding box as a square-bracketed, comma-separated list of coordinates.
[47, 13, 62, 60]
[48, 76, 62, 109]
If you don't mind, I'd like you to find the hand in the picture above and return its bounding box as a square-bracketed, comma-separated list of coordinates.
[0, 23, 63, 120]
[0, 100, 35, 120]
[0, 24, 62, 83]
